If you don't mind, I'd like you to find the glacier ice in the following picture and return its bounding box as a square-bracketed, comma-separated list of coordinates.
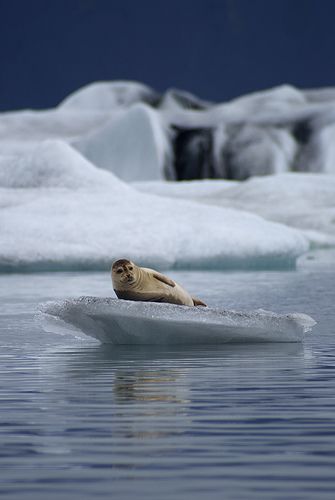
[39, 297, 316, 344]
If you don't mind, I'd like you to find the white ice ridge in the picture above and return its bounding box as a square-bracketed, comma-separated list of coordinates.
[39, 297, 317, 344]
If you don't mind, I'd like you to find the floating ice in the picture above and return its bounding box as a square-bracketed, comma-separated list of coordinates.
[2, 80, 335, 273]
[135, 173, 335, 247]
[0, 140, 127, 189]
[40, 297, 316, 344]
[160, 84, 335, 179]
[206, 173, 335, 244]
[0, 185, 308, 271]
[2, 81, 335, 179]
[296, 121, 335, 174]
[213, 124, 298, 179]
[159, 88, 212, 111]
[0, 108, 112, 155]
[74, 103, 173, 181]
[132, 179, 237, 199]
[0, 143, 308, 271]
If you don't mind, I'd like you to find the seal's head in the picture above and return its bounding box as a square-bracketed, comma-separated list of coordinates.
[111, 259, 138, 288]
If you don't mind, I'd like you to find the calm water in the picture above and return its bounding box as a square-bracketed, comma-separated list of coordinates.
[1, 250, 335, 499]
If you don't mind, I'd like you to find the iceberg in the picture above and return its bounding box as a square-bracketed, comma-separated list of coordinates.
[0, 141, 308, 272]
[3, 80, 335, 272]
[0, 107, 112, 155]
[40, 297, 316, 344]
[161, 84, 335, 179]
[296, 120, 335, 174]
[2, 80, 335, 180]
[133, 179, 236, 199]
[159, 88, 213, 111]
[206, 173, 335, 244]
[0, 184, 308, 272]
[59, 81, 159, 110]
[0, 140, 128, 189]
[212, 124, 297, 180]
[134, 173, 335, 247]
[73, 103, 173, 181]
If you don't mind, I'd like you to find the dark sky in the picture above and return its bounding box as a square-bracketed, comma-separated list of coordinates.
[0, 0, 334, 111]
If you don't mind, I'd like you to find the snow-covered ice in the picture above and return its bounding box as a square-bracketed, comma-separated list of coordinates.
[203, 173, 335, 245]
[0, 108, 113, 155]
[132, 179, 237, 199]
[2, 80, 335, 273]
[0, 140, 128, 189]
[2, 81, 335, 179]
[135, 173, 335, 247]
[0, 142, 308, 271]
[39, 297, 316, 344]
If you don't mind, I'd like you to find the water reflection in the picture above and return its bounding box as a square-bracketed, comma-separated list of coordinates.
[113, 370, 183, 404]
[37, 342, 314, 409]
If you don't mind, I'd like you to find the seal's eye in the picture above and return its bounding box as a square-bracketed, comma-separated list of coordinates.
[129, 266, 133, 271]
[116, 269, 122, 274]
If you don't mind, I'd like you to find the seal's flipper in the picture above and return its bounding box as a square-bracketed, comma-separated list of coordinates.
[153, 273, 176, 287]
[192, 297, 207, 307]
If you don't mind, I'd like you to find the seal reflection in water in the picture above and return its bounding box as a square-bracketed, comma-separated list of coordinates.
[111, 259, 206, 307]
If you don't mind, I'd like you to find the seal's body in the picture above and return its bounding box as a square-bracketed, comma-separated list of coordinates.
[111, 259, 206, 307]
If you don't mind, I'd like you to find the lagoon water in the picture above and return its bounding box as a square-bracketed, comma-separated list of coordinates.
[1, 250, 335, 499]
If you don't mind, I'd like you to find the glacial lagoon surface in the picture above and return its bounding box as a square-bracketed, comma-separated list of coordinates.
[1, 250, 335, 500]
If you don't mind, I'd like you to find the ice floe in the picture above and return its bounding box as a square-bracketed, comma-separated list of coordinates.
[39, 297, 316, 344]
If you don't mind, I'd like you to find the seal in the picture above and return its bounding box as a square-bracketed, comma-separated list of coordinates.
[111, 259, 206, 307]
